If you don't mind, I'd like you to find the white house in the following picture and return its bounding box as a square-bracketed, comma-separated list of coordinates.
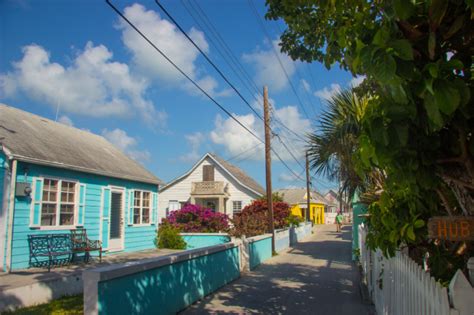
[158, 153, 265, 221]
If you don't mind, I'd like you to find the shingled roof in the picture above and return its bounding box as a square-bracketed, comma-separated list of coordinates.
[160, 152, 265, 196]
[209, 153, 265, 195]
[276, 188, 328, 205]
[0, 104, 162, 185]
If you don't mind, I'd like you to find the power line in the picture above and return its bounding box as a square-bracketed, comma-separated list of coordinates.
[226, 143, 263, 162]
[247, 0, 312, 121]
[181, 0, 308, 144]
[107, 0, 304, 181]
[155, 0, 307, 172]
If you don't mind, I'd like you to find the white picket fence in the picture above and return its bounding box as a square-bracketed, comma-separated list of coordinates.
[358, 224, 474, 315]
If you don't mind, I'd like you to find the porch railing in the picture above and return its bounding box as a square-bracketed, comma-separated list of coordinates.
[191, 181, 227, 195]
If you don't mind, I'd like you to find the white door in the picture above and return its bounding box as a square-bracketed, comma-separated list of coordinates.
[108, 190, 124, 251]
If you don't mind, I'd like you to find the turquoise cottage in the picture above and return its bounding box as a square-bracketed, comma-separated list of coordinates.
[0, 104, 162, 272]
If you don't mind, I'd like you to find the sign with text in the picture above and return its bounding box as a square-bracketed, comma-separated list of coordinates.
[427, 216, 474, 241]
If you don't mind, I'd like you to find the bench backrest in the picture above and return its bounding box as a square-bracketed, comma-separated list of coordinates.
[28, 234, 72, 254]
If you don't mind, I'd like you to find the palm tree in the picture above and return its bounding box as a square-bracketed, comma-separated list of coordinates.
[307, 89, 369, 201]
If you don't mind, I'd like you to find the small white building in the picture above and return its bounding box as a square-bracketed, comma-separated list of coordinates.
[158, 153, 265, 221]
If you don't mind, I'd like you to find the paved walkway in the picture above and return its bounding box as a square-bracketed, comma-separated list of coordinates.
[182, 225, 372, 315]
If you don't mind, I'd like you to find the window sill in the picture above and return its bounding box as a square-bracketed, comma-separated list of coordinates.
[127, 223, 155, 227]
[30, 225, 77, 231]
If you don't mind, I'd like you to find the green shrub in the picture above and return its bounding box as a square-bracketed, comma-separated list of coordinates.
[156, 223, 187, 250]
[287, 214, 303, 227]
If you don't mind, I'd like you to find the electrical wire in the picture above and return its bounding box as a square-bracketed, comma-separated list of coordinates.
[107, 0, 305, 182]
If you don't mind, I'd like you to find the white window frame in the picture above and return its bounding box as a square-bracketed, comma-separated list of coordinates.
[132, 190, 153, 226]
[232, 200, 243, 214]
[39, 177, 78, 229]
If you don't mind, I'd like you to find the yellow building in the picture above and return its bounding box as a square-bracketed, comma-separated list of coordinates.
[277, 188, 327, 224]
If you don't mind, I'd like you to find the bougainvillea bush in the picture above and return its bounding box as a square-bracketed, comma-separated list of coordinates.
[231, 200, 291, 237]
[163, 203, 230, 233]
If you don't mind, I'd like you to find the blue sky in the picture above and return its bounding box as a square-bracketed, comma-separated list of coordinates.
[0, 0, 359, 193]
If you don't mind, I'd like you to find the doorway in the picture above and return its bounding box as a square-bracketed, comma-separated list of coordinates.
[108, 190, 124, 251]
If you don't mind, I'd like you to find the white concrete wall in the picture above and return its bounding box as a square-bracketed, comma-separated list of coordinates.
[158, 156, 261, 221]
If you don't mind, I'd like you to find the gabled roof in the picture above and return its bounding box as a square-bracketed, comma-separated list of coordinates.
[0, 104, 162, 185]
[276, 188, 328, 205]
[160, 152, 265, 196]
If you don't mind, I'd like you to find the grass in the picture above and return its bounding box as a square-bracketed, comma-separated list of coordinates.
[4, 295, 83, 315]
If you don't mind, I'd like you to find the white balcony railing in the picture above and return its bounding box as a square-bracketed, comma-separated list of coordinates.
[191, 181, 227, 195]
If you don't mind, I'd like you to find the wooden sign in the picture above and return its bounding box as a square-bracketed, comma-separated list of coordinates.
[427, 216, 474, 241]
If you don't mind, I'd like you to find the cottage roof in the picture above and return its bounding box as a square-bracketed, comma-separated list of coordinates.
[276, 188, 328, 205]
[160, 152, 265, 196]
[0, 104, 162, 185]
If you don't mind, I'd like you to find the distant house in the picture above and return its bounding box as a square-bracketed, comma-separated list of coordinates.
[276, 188, 327, 224]
[324, 189, 352, 224]
[158, 153, 264, 220]
[0, 104, 163, 272]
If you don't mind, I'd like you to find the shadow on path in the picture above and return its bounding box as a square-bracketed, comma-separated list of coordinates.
[182, 225, 373, 315]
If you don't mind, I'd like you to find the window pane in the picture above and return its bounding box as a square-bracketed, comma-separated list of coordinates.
[61, 181, 75, 203]
[41, 204, 56, 226]
[133, 208, 140, 224]
[134, 191, 141, 207]
[42, 179, 58, 202]
[142, 208, 150, 223]
[60, 204, 75, 225]
[233, 201, 242, 213]
[143, 192, 150, 207]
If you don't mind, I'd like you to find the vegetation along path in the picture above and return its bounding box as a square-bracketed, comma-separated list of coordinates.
[182, 225, 372, 314]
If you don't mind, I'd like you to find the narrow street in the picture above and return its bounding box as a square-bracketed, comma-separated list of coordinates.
[182, 225, 372, 314]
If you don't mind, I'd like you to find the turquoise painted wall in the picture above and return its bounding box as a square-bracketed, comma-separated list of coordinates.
[9, 161, 158, 270]
[275, 230, 290, 253]
[181, 234, 230, 250]
[97, 246, 240, 315]
[352, 198, 367, 260]
[249, 236, 272, 270]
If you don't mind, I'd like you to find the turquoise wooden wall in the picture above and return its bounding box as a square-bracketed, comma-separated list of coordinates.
[8, 161, 158, 270]
[352, 192, 367, 261]
[181, 234, 230, 250]
[249, 236, 272, 270]
[97, 246, 240, 314]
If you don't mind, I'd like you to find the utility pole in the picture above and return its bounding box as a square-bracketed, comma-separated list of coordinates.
[263, 86, 275, 254]
[306, 151, 311, 222]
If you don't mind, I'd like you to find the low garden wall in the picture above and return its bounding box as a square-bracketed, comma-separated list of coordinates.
[83, 242, 240, 315]
[274, 229, 290, 253]
[180, 233, 230, 249]
[245, 234, 272, 270]
[290, 222, 312, 245]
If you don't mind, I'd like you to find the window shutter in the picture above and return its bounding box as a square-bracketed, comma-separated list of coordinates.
[203, 165, 214, 181]
[29, 177, 43, 227]
[151, 192, 158, 224]
[128, 189, 134, 225]
[101, 187, 111, 249]
[76, 184, 86, 226]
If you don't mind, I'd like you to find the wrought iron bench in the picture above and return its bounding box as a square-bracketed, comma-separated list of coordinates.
[28, 234, 73, 272]
[70, 228, 102, 263]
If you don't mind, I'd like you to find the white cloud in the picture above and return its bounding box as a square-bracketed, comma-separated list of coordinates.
[102, 128, 151, 163]
[0, 43, 166, 128]
[301, 79, 311, 92]
[58, 115, 73, 126]
[179, 132, 205, 162]
[118, 4, 227, 98]
[210, 102, 310, 162]
[349, 76, 365, 87]
[314, 83, 341, 100]
[243, 39, 296, 92]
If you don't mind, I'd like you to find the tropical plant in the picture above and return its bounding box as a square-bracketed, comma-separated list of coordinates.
[257, 192, 284, 202]
[287, 214, 303, 227]
[163, 204, 230, 233]
[156, 223, 187, 250]
[266, 0, 473, 282]
[307, 89, 370, 200]
[230, 200, 291, 237]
